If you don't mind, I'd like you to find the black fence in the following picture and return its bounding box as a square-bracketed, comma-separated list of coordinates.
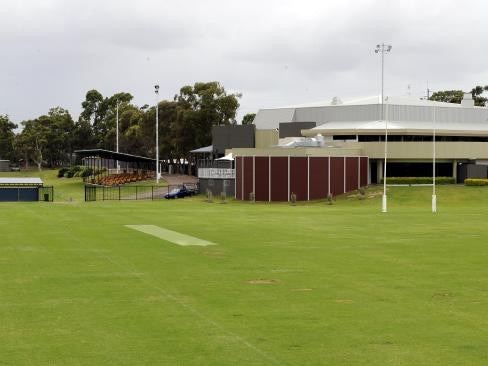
[39, 186, 54, 202]
[84, 183, 198, 202]
[0, 186, 54, 202]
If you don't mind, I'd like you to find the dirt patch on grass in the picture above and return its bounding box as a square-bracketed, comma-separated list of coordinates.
[201, 249, 227, 258]
[247, 279, 280, 285]
[367, 191, 383, 199]
[291, 288, 313, 292]
[333, 299, 354, 304]
[432, 292, 454, 300]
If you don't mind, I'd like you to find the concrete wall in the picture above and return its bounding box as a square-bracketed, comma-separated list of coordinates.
[255, 129, 279, 148]
[235, 155, 368, 201]
[340, 141, 488, 160]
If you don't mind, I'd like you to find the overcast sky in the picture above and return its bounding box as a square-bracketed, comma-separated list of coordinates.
[1, 0, 487, 125]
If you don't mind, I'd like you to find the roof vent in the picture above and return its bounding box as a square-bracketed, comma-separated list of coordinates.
[331, 96, 343, 105]
[461, 92, 474, 107]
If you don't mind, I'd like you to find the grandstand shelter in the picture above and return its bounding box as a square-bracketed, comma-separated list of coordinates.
[238, 93, 488, 185]
[75, 149, 156, 186]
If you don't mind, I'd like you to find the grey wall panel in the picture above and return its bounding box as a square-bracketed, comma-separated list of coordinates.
[212, 125, 255, 155]
[279, 122, 316, 137]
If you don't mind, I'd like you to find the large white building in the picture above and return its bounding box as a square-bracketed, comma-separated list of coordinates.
[232, 94, 488, 183]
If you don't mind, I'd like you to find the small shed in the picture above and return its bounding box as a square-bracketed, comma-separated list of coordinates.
[0, 177, 52, 202]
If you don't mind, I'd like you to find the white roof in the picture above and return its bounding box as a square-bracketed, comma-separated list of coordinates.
[0, 177, 44, 185]
[216, 153, 234, 161]
[303, 120, 488, 136]
[190, 145, 213, 153]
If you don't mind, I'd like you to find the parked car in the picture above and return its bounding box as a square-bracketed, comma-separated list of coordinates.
[165, 186, 192, 199]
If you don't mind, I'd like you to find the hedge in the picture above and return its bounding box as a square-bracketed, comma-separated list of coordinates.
[379, 177, 455, 185]
[57, 167, 69, 178]
[58, 166, 100, 179]
[464, 178, 488, 186]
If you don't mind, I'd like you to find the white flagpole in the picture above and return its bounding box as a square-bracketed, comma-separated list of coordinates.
[155, 85, 160, 183]
[375, 43, 392, 213]
[432, 106, 437, 213]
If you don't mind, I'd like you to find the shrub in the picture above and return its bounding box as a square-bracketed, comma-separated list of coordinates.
[327, 193, 333, 205]
[464, 178, 488, 186]
[290, 192, 297, 205]
[379, 177, 455, 185]
[80, 167, 94, 178]
[57, 167, 69, 178]
[69, 165, 81, 175]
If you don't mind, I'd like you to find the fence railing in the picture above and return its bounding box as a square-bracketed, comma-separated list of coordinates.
[197, 159, 234, 169]
[84, 183, 198, 202]
[39, 186, 54, 202]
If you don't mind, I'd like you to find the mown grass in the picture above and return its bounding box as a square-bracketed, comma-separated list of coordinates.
[1, 171, 488, 365]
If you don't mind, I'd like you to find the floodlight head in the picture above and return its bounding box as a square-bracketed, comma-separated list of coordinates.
[154, 85, 159, 94]
[375, 49, 379, 53]
[387, 45, 392, 52]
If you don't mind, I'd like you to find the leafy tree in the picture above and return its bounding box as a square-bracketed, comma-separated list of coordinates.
[80, 89, 133, 148]
[42, 107, 75, 167]
[16, 119, 49, 171]
[242, 113, 256, 125]
[0, 115, 17, 160]
[430, 85, 488, 106]
[80, 89, 104, 124]
[16, 107, 75, 169]
[176, 81, 240, 148]
[72, 119, 96, 152]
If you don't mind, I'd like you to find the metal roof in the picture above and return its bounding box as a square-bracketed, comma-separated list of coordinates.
[0, 177, 43, 186]
[74, 149, 156, 163]
[302, 120, 488, 137]
[261, 95, 482, 110]
[253, 95, 488, 130]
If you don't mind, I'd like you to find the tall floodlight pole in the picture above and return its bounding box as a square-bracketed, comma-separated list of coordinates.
[154, 85, 160, 183]
[116, 98, 120, 173]
[375, 43, 392, 213]
[432, 106, 437, 213]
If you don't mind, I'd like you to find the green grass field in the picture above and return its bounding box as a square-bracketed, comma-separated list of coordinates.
[1, 170, 488, 365]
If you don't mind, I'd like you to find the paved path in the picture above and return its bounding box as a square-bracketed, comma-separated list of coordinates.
[161, 173, 197, 186]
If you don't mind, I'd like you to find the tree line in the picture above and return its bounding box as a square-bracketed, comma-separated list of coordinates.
[0, 81, 256, 170]
[429, 85, 488, 106]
